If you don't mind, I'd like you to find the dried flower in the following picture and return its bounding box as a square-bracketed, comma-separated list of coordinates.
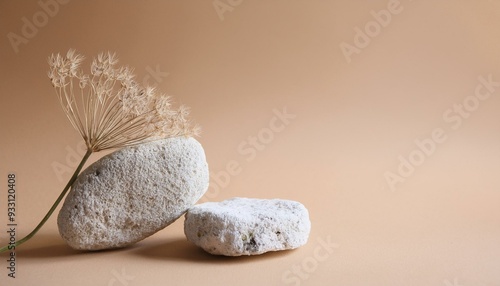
[0, 50, 200, 252]
[47, 49, 199, 152]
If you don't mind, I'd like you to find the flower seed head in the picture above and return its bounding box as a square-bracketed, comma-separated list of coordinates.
[48, 50, 199, 152]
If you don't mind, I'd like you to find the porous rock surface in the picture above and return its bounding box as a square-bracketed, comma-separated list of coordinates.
[58, 137, 209, 250]
[184, 197, 311, 256]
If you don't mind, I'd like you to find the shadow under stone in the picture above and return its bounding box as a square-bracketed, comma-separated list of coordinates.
[132, 237, 295, 264]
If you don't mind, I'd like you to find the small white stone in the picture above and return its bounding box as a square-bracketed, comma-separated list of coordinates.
[58, 137, 209, 250]
[184, 197, 311, 256]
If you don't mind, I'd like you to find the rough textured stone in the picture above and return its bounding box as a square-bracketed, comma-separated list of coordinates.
[184, 197, 311, 256]
[58, 137, 209, 250]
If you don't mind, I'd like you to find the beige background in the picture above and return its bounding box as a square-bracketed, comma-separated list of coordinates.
[1, 0, 500, 285]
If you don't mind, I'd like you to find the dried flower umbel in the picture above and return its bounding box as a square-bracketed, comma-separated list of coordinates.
[0, 50, 199, 252]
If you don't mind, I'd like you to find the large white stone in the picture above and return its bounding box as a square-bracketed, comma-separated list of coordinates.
[58, 137, 209, 250]
[184, 197, 311, 256]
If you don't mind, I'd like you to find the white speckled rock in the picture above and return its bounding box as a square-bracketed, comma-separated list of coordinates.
[58, 137, 209, 251]
[184, 197, 311, 256]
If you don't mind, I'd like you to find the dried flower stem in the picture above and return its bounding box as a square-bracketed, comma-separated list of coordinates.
[0, 149, 92, 253]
